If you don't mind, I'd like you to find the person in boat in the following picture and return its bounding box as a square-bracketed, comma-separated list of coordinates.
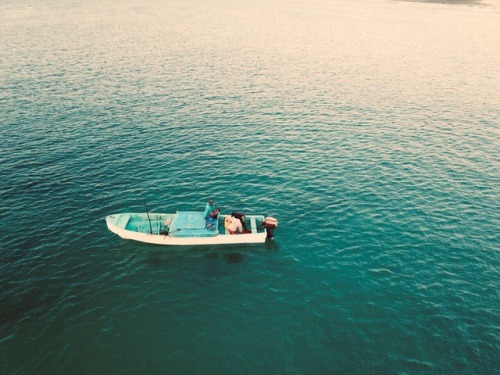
[225, 215, 243, 234]
[209, 208, 220, 219]
[231, 211, 248, 232]
[204, 199, 216, 219]
[206, 208, 220, 229]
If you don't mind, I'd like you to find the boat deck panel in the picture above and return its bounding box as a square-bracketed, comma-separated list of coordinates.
[170, 211, 218, 238]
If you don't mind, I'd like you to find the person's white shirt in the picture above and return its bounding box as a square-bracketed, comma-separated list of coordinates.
[227, 216, 242, 233]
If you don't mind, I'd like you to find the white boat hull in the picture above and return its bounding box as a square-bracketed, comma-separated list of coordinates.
[106, 212, 268, 246]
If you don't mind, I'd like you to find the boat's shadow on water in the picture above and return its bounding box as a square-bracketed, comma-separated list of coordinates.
[114, 239, 279, 268]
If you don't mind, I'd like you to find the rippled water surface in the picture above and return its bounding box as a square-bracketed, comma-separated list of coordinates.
[1, 0, 499, 373]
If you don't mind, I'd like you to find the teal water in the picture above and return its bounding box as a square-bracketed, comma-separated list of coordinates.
[1, 0, 499, 373]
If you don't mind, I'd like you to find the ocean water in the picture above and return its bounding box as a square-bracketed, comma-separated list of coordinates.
[1, 0, 499, 373]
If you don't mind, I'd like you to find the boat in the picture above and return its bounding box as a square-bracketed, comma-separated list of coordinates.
[105, 209, 277, 246]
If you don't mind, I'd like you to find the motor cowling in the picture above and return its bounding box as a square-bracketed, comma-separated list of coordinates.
[263, 216, 278, 239]
[263, 217, 278, 228]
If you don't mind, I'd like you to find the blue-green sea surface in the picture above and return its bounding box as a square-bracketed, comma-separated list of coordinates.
[1, 0, 499, 373]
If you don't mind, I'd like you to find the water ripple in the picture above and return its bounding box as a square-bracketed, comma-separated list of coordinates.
[1, 0, 499, 373]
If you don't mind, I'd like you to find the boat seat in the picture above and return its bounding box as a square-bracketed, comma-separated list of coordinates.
[250, 217, 257, 234]
[116, 214, 130, 229]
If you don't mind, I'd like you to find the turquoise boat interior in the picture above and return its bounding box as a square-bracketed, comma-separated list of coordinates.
[112, 211, 266, 237]
[169, 211, 218, 237]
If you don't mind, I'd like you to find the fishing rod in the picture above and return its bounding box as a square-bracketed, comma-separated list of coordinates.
[144, 200, 153, 235]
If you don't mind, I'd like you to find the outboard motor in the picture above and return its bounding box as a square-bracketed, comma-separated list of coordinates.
[263, 217, 278, 239]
